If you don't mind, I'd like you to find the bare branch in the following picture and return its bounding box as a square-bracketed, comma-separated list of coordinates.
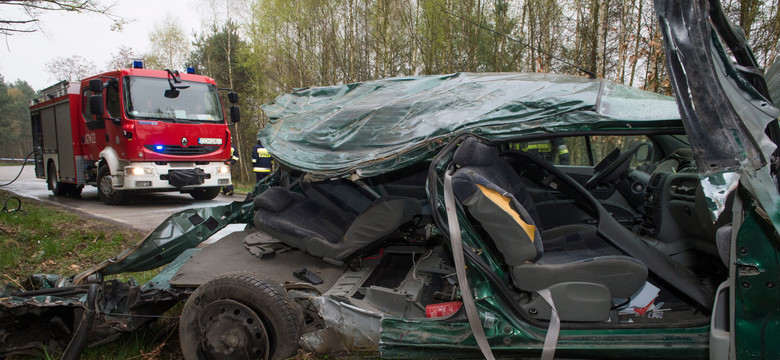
[45, 54, 97, 82]
[0, 0, 124, 35]
[0, 19, 39, 24]
[0, 27, 36, 33]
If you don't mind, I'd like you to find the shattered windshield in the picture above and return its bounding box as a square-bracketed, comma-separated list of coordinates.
[124, 76, 224, 122]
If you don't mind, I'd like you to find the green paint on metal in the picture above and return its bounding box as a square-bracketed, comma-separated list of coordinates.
[260, 73, 682, 179]
[380, 316, 709, 359]
[102, 200, 254, 275]
[734, 193, 780, 359]
[140, 248, 201, 292]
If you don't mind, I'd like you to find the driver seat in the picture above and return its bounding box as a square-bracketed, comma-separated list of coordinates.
[451, 137, 647, 321]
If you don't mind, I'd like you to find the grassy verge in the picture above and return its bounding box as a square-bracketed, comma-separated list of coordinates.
[230, 181, 256, 196]
[0, 190, 144, 281]
[0, 190, 184, 359]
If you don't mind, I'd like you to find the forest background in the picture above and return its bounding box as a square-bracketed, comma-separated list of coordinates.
[1, 0, 778, 186]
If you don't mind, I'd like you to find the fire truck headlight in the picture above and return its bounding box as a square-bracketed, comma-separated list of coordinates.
[126, 167, 152, 176]
[218, 166, 230, 174]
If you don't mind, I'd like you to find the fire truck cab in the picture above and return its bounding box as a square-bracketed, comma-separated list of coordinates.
[30, 66, 238, 205]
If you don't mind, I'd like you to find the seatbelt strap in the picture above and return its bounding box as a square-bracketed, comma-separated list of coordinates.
[444, 169, 560, 360]
[537, 288, 560, 360]
[443, 170, 496, 360]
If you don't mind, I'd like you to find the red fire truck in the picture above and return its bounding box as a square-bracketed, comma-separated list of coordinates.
[30, 64, 239, 205]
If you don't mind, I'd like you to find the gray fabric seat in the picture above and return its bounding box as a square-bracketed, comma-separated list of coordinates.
[450, 137, 647, 319]
[253, 187, 350, 246]
[253, 186, 421, 264]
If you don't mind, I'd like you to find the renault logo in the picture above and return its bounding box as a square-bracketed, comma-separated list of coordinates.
[181, 137, 188, 147]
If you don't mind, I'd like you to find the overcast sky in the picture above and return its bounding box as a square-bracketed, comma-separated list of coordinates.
[0, 0, 203, 90]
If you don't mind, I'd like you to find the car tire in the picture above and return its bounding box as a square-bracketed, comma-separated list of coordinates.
[189, 187, 222, 200]
[97, 165, 129, 205]
[180, 272, 304, 360]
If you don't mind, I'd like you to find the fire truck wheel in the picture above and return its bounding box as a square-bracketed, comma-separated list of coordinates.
[180, 272, 304, 360]
[47, 162, 64, 196]
[97, 165, 130, 205]
[189, 187, 222, 200]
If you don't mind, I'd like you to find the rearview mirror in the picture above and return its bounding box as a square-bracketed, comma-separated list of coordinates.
[230, 105, 240, 123]
[228, 92, 238, 104]
[89, 79, 103, 93]
[635, 142, 654, 163]
[164, 89, 180, 98]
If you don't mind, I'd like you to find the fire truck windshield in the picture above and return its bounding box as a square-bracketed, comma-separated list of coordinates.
[124, 76, 224, 123]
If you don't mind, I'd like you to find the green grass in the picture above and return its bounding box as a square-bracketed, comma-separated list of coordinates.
[0, 191, 144, 281]
[78, 304, 184, 360]
[229, 180, 257, 196]
[10, 314, 184, 360]
[0, 190, 186, 360]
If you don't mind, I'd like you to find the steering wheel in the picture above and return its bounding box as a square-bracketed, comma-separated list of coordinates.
[585, 142, 644, 189]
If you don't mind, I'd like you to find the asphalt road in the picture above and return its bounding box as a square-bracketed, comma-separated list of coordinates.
[0, 164, 239, 232]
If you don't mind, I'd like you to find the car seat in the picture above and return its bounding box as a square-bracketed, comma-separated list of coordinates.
[450, 137, 647, 321]
[253, 185, 421, 265]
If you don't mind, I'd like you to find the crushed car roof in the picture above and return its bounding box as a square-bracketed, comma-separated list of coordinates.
[260, 72, 683, 178]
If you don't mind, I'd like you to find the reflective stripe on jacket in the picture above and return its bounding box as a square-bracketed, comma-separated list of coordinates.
[252, 144, 273, 172]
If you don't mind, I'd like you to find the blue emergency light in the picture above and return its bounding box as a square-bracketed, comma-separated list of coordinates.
[155, 145, 164, 150]
[186, 67, 196, 74]
[133, 60, 144, 69]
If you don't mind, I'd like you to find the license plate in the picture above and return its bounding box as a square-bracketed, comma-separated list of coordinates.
[198, 138, 223, 145]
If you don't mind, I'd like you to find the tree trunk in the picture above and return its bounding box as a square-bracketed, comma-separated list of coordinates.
[629, 0, 643, 87]
[596, 0, 608, 78]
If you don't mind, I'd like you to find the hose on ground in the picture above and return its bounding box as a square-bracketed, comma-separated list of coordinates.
[0, 196, 25, 215]
[0, 150, 35, 187]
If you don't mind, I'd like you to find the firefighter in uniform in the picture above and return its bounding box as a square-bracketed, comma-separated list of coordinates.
[252, 141, 273, 183]
[222, 144, 240, 196]
[510, 138, 570, 165]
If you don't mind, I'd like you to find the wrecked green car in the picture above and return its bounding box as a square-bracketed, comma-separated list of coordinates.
[2, 0, 779, 359]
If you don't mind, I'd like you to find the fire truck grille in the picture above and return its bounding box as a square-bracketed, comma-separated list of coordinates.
[145, 145, 220, 156]
[169, 162, 195, 168]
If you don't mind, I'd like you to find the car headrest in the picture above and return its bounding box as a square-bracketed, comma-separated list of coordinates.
[253, 187, 295, 212]
[453, 137, 499, 167]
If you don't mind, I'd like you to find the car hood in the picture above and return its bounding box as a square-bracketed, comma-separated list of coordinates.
[259, 72, 682, 179]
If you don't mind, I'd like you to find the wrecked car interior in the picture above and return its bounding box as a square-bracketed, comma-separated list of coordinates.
[2, 0, 780, 359]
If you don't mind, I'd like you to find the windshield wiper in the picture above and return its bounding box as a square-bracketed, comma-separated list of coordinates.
[138, 116, 177, 123]
[137, 116, 210, 124]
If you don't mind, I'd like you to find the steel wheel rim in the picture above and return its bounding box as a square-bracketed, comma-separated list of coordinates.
[197, 299, 270, 360]
[99, 174, 115, 197]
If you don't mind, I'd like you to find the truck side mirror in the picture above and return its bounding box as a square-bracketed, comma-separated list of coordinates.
[230, 105, 240, 123]
[89, 79, 103, 93]
[228, 92, 238, 104]
[90, 95, 104, 118]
